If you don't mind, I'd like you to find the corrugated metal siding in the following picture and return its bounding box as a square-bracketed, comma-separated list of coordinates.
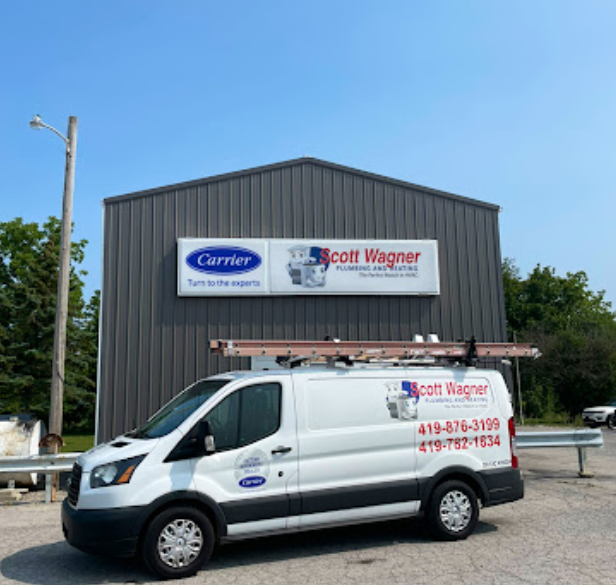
[98, 160, 508, 441]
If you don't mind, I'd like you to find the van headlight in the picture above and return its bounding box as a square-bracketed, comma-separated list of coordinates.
[90, 455, 146, 489]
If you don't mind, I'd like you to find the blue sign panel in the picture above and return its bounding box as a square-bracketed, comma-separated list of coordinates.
[186, 246, 262, 275]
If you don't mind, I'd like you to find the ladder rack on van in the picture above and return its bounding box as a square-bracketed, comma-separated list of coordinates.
[210, 338, 540, 367]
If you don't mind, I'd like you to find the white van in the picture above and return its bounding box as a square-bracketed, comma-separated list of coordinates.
[62, 364, 523, 579]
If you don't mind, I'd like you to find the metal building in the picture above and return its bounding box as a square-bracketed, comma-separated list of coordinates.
[97, 158, 507, 442]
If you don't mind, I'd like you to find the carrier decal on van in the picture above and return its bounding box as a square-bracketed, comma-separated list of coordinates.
[238, 476, 267, 488]
[235, 448, 270, 490]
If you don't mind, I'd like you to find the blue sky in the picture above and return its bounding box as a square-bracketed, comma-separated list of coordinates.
[1, 1, 615, 305]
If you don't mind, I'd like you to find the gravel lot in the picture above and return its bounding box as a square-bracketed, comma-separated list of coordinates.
[0, 427, 614, 585]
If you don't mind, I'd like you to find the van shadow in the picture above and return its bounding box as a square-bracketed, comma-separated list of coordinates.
[212, 518, 498, 571]
[0, 543, 149, 585]
[1, 519, 498, 585]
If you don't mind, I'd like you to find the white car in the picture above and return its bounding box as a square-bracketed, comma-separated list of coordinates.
[582, 400, 616, 429]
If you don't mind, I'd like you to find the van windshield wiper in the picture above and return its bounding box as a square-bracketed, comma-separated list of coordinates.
[125, 429, 151, 439]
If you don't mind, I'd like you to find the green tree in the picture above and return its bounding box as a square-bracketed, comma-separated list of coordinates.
[503, 258, 616, 420]
[63, 290, 99, 432]
[0, 217, 98, 432]
[503, 260, 615, 336]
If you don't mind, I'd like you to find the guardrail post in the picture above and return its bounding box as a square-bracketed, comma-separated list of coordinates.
[45, 474, 52, 504]
[577, 447, 594, 478]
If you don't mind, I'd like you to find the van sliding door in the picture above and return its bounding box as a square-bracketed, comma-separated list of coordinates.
[294, 375, 418, 528]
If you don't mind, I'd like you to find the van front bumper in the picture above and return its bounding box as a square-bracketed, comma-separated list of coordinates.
[62, 499, 143, 557]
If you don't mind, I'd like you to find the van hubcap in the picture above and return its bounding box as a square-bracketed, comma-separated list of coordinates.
[157, 519, 203, 568]
[439, 490, 472, 532]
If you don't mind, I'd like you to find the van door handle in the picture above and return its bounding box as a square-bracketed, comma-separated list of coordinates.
[271, 446, 292, 455]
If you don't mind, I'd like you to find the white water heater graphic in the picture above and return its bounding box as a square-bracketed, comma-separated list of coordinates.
[286, 245, 329, 288]
[385, 380, 419, 420]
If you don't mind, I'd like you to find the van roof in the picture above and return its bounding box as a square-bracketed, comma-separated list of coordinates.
[207, 365, 495, 382]
[207, 370, 293, 381]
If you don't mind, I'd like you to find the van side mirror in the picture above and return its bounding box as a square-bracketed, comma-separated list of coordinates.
[165, 420, 214, 463]
[199, 420, 216, 454]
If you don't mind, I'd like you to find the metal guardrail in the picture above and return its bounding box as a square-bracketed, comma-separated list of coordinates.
[0, 431, 606, 504]
[0, 453, 80, 504]
[0, 452, 80, 474]
[517, 429, 604, 449]
[517, 429, 604, 477]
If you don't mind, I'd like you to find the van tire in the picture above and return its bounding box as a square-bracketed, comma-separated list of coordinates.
[607, 414, 616, 430]
[141, 506, 214, 580]
[427, 480, 479, 541]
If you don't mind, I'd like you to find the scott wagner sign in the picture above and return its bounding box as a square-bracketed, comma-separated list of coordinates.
[177, 239, 440, 296]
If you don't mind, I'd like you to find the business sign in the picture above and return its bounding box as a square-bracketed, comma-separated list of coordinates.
[269, 240, 439, 294]
[178, 239, 439, 296]
[178, 239, 268, 296]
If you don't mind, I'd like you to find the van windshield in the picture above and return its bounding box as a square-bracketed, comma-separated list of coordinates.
[128, 379, 229, 439]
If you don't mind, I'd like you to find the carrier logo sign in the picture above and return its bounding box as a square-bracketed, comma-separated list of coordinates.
[185, 246, 262, 275]
[179, 239, 268, 296]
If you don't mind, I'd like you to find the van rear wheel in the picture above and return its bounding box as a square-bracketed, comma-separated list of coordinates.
[427, 480, 479, 541]
[142, 506, 214, 580]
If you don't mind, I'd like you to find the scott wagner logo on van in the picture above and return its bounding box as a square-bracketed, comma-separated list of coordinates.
[186, 246, 262, 275]
[385, 380, 420, 420]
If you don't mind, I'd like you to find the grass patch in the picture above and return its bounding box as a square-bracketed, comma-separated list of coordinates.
[62, 434, 94, 453]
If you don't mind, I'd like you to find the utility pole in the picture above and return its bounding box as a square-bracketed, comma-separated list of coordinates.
[31, 115, 79, 437]
[513, 330, 525, 425]
[29, 115, 78, 503]
[49, 116, 78, 437]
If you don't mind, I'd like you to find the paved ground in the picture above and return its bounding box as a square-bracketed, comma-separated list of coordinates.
[0, 427, 614, 585]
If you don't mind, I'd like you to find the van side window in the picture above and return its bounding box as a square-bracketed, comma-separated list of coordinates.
[204, 391, 240, 451]
[203, 383, 281, 451]
[239, 383, 281, 446]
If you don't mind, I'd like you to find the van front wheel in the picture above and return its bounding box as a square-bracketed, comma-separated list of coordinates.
[427, 480, 478, 541]
[142, 506, 214, 580]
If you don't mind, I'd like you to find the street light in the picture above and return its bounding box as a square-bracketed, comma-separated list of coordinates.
[30, 115, 71, 147]
[29, 114, 78, 442]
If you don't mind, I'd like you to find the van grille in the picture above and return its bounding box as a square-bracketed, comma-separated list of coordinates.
[68, 463, 82, 506]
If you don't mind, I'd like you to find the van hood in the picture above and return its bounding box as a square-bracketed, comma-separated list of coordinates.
[77, 434, 161, 471]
